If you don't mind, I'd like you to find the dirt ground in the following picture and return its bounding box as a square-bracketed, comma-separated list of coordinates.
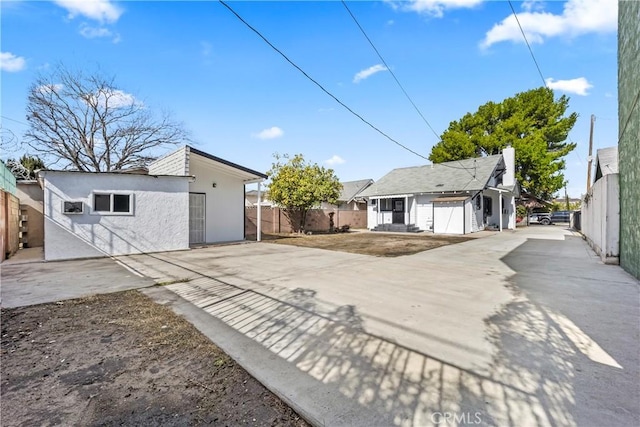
[264, 231, 473, 257]
[1, 290, 308, 427]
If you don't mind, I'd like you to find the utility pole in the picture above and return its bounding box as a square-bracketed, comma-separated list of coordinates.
[586, 114, 595, 193]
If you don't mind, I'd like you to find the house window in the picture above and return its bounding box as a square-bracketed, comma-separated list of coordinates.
[380, 199, 392, 211]
[62, 201, 84, 214]
[92, 192, 133, 214]
[370, 199, 377, 206]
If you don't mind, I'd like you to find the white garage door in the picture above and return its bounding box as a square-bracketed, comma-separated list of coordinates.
[433, 202, 465, 234]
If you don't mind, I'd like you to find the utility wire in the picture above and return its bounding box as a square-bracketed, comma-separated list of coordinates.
[506, 0, 584, 168]
[618, 87, 640, 145]
[218, 0, 430, 161]
[508, 0, 546, 88]
[1, 115, 29, 126]
[340, 0, 440, 141]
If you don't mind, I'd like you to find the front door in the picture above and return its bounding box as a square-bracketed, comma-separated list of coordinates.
[392, 198, 405, 224]
[189, 193, 206, 245]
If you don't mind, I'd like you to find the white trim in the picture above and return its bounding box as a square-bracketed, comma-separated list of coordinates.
[91, 191, 135, 216]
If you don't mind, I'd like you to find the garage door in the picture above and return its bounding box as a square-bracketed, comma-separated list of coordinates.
[433, 202, 464, 234]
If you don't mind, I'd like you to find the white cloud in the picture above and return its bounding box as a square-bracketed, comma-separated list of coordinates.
[79, 23, 120, 43]
[86, 89, 140, 108]
[252, 126, 284, 140]
[37, 83, 64, 94]
[481, 0, 617, 48]
[325, 155, 345, 166]
[353, 64, 388, 83]
[545, 77, 593, 96]
[0, 52, 26, 72]
[390, 0, 483, 18]
[54, 0, 123, 23]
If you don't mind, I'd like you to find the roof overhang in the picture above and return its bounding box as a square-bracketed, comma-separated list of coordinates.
[433, 196, 470, 202]
[189, 146, 267, 183]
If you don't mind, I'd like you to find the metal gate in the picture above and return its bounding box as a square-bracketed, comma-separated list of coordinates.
[189, 193, 206, 245]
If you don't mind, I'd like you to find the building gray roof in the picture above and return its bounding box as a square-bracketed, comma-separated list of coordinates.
[338, 179, 374, 202]
[359, 154, 504, 197]
[594, 146, 618, 181]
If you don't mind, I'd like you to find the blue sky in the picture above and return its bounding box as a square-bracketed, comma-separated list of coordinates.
[1, 0, 618, 197]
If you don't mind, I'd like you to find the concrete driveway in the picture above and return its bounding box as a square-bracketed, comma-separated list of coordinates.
[1, 256, 153, 308]
[115, 227, 639, 427]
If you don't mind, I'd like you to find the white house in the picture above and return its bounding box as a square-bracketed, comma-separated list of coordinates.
[38, 145, 267, 261]
[320, 179, 374, 211]
[149, 146, 267, 245]
[359, 147, 518, 235]
[581, 146, 620, 264]
[40, 170, 191, 261]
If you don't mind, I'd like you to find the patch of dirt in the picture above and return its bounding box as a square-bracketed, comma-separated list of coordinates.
[1, 291, 308, 427]
[265, 232, 473, 257]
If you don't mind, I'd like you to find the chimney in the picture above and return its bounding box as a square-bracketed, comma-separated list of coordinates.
[502, 146, 515, 187]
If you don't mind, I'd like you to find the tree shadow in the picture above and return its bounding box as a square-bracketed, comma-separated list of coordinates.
[117, 233, 638, 426]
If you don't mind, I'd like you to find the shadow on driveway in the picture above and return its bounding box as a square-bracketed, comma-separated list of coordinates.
[127, 231, 639, 427]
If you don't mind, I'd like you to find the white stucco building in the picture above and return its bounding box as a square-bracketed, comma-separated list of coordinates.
[148, 146, 267, 245]
[360, 147, 519, 235]
[38, 145, 267, 261]
[40, 170, 191, 261]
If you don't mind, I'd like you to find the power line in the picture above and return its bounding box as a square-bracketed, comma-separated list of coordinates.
[1, 115, 29, 127]
[618, 87, 640, 145]
[340, 0, 440, 141]
[507, 0, 546, 88]
[217, 0, 431, 161]
[506, 0, 584, 169]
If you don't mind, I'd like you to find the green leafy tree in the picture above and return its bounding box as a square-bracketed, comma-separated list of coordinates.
[267, 154, 342, 232]
[429, 87, 577, 200]
[6, 154, 46, 180]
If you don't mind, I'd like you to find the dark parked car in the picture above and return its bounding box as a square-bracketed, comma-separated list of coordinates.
[528, 210, 572, 225]
[550, 210, 571, 223]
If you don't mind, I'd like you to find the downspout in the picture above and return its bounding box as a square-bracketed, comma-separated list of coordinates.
[257, 181, 262, 242]
[499, 195, 503, 232]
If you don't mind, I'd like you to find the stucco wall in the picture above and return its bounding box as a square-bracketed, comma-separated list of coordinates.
[189, 156, 245, 243]
[618, 1, 640, 278]
[148, 146, 188, 176]
[582, 174, 620, 264]
[16, 182, 44, 247]
[42, 171, 190, 261]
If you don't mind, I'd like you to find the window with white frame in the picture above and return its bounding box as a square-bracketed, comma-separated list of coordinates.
[92, 192, 133, 214]
[380, 199, 392, 211]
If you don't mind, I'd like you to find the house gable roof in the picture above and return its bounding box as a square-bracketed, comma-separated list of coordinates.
[359, 154, 504, 197]
[338, 179, 374, 203]
[188, 146, 267, 181]
[594, 146, 618, 181]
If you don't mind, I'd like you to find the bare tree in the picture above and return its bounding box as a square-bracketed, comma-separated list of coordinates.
[24, 65, 189, 171]
[0, 126, 20, 154]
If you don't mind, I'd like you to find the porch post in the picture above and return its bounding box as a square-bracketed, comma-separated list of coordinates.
[257, 182, 262, 242]
[499, 194, 503, 232]
[405, 196, 408, 224]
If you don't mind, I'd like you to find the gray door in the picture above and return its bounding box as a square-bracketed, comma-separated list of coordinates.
[189, 193, 206, 245]
[392, 198, 405, 224]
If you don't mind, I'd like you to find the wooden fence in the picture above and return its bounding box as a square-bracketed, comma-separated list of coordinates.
[245, 206, 367, 238]
[1, 190, 20, 262]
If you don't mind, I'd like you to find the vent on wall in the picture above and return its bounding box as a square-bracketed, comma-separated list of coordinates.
[63, 201, 84, 214]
